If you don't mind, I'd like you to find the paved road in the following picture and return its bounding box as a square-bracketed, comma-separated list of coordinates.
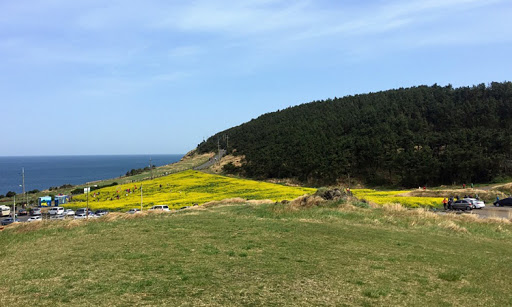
[472, 205, 512, 219]
[1, 214, 36, 223]
[438, 205, 512, 219]
[194, 149, 226, 170]
[0, 213, 76, 224]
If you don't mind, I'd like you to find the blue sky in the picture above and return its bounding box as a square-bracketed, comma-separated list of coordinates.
[1, 0, 511, 156]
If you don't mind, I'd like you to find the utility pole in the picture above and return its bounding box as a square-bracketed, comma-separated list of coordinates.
[226, 135, 229, 153]
[22, 167, 26, 207]
[86, 187, 89, 220]
[140, 183, 143, 212]
[150, 157, 153, 179]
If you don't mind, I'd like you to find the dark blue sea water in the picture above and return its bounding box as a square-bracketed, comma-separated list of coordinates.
[0, 154, 183, 195]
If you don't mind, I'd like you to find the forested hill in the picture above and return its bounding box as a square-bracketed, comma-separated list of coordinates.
[197, 82, 512, 187]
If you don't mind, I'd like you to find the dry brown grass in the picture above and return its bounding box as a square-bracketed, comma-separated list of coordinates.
[202, 197, 274, 208]
[210, 154, 245, 173]
[405, 188, 489, 198]
[288, 195, 325, 209]
[381, 203, 407, 212]
[438, 220, 468, 233]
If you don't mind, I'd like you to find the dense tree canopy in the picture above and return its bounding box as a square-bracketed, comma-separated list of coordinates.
[197, 82, 512, 187]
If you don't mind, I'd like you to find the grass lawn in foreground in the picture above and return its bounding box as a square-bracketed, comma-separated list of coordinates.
[0, 201, 511, 306]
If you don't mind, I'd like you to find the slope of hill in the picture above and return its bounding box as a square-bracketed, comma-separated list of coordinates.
[1, 200, 511, 306]
[197, 82, 512, 187]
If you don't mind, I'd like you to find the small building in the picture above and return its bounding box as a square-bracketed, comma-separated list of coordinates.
[54, 195, 69, 206]
[38, 196, 52, 207]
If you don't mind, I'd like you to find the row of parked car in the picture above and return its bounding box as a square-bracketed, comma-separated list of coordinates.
[449, 198, 486, 211]
[448, 197, 512, 211]
[1, 204, 191, 226]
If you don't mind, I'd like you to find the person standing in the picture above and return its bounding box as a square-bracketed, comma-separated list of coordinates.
[443, 198, 448, 210]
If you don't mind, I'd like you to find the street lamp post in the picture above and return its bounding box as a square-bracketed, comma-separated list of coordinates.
[86, 185, 97, 220]
[140, 184, 143, 212]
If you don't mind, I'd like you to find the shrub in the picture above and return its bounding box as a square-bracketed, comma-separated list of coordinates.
[438, 270, 464, 281]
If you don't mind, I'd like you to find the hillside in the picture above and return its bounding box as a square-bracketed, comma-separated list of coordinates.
[1, 200, 511, 306]
[197, 82, 512, 187]
[69, 170, 315, 210]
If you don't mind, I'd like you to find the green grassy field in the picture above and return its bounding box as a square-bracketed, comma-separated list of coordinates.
[1, 200, 511, 306]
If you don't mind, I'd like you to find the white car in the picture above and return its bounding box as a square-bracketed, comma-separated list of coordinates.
[464, 198, 485, 209]
[49, 207, 65, 215]
[75, 212, 98, 219]
[74, 213, 87, 219]
[128, 208, 141, 214]
[150, 205, 170, 211]
[26, 216, 42, 222]
[64, 209, 75, 216]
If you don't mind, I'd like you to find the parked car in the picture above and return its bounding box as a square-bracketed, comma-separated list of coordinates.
[75, 208, 92, 219]
[49, 207, 65, 215]
[75, 208, 93, 216]
[494, 198, 512, 207]
[95, 209, 108, 216]
[128, 208, 140, 214]
[1, 218, 20, 225]
[463, 198, 485, 209]
[18, 209, 28, 216]
[0, 205, 10, 217]
[64, 209, 75, 216]
[26, 216, 42, 222]
[30, 208, 42, 216]
[74, 213, 87, 219]
[451, 199, 473, 211]
[150, 205, 170, 211]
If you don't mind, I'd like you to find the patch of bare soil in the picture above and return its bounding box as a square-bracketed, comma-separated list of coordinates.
[210, 154, 245, 173]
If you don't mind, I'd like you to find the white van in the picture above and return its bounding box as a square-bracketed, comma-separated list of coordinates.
[49, 207, 65, 215]
[150, 205, 170, 211]
[0, 206, 10, 217]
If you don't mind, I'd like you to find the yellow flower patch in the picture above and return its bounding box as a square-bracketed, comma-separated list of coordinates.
[352, 189, 443, 208]
[71, 170, 316, 211]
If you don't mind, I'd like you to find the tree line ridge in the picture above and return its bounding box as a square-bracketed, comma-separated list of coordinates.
[198, 82, 512, 187]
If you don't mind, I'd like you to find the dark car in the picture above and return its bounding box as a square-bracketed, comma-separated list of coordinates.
[1, 218, 20, 225]
[95, 209, 109, 216]
[451, 200, 473, 211]
[494, 198, 512, 207]
[18, 209, 28, 216]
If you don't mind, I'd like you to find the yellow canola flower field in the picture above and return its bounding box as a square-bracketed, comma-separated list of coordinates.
[71, 170, 316, 211]
[352, 189, 443, 208]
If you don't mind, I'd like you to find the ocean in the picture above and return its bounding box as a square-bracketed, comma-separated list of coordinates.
[0, 154, 183, 195]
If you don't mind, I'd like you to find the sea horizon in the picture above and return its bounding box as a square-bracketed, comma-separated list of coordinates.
[0, 154, 184, 195]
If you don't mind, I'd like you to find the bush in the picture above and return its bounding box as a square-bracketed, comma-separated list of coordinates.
[353, 201, 370, 209]
[222, 162, 241, 174]
[6, 191, 16, 198]
[28, 189, 40, 194]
